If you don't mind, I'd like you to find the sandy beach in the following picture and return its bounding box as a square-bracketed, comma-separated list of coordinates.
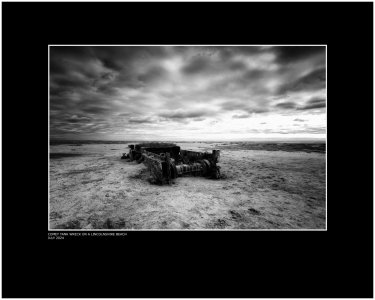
[49, 142, 326, 230]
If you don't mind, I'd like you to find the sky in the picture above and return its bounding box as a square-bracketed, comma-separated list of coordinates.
[49, 45, 326, 141]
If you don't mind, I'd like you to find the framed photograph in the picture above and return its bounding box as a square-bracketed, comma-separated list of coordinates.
[48, 45, 327, 231]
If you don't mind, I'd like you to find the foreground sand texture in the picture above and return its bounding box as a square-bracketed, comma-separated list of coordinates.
[49, 142, 326, 229]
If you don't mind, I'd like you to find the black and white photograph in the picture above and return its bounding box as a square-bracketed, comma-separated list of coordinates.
[3, 1, 374, 298]
[49, 45, 326, 230]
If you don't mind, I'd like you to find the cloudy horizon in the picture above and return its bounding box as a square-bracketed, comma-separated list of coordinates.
[49, 45, 326, 142]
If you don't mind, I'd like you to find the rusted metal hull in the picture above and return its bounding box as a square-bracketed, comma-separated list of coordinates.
[122, 143, 221, 184]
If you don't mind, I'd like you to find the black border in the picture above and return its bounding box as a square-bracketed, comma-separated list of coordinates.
[3, 2, 373, 298]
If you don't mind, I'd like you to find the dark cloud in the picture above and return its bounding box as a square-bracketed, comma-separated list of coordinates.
[159, 110, 211, 120]
[216, 46, 269, 60]
[273, 46, 325, 63]
[278, 67, 326, 94]
[65, 115, 92, 123]
[91, 46, 169, 71]
[294, 118, 306, 122]
[249, 108, 269, 114]
[81, 105, 113, 114]
[181, 56, 211, 74]
[228, 61, 247, 71]
[243, 69, 267, 80]
[50, 46, 169, 100]
[180, 46, 272, 77]
[275, 102, 297, 109]
[220, 101, 249, 112]
[128, 117, 154, 124]
[50, 46, 92, 73]
[49, 46, 326, 140]
[298, 103, 326, 110]
[297, 97, 326, 110]
[138, 65, 168, 83]
[172, 46, 257, 60]
[50, 48, 105, 83]
[220, 101, 268, 114]
[307, 97, 326, 104]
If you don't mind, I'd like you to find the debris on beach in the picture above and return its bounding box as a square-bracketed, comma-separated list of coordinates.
[122, 142, 221, 185]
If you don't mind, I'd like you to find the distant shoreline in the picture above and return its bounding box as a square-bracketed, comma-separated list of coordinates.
[49, 140, 326, 153]
[50, 139, 326, 146]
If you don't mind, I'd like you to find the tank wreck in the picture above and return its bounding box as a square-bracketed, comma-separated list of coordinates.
[121, 143, 221, 184]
